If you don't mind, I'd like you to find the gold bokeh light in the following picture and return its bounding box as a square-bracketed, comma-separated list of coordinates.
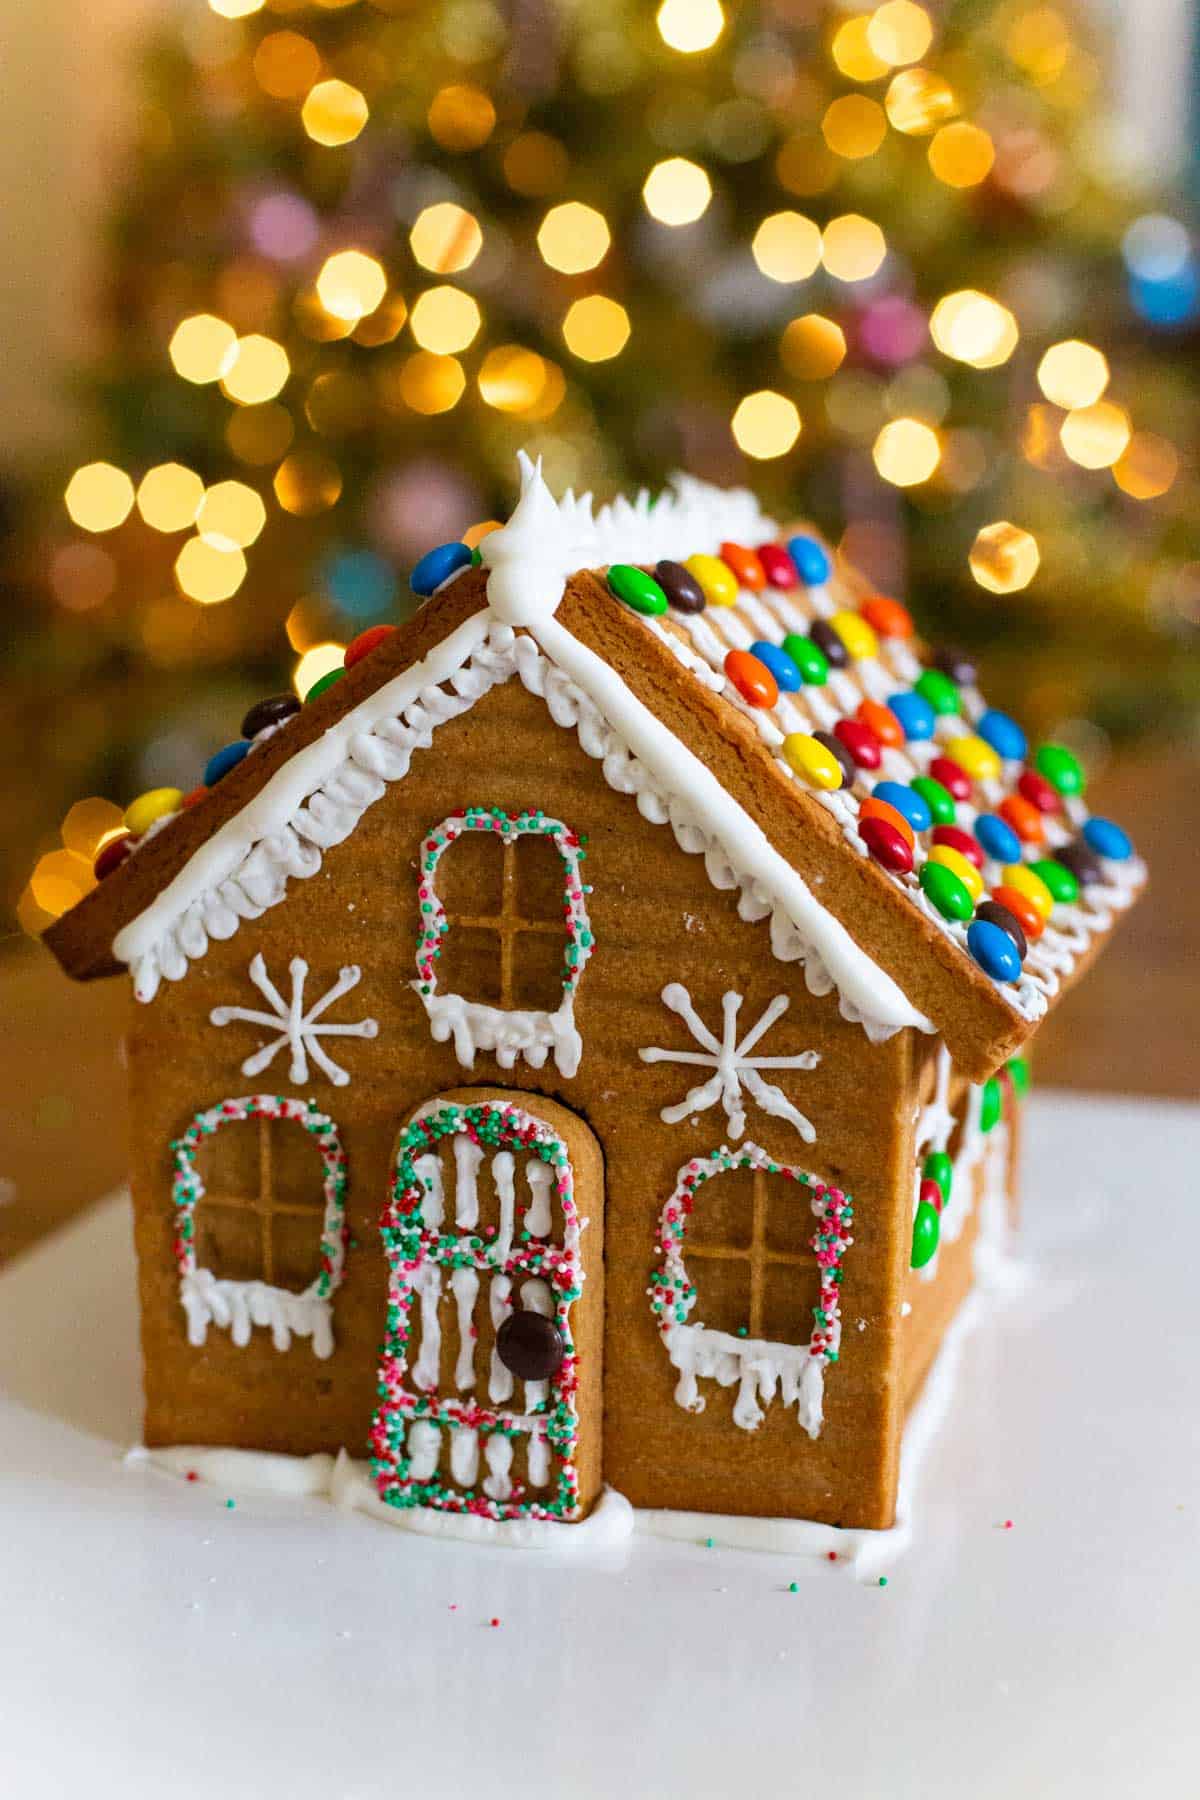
[197, 480, 268, 551]
[1113, 432, 1179, 500]
[65, 463, 135, 533]
[316, 250, 387, 322]
[821, 95, 887, 161]
[885, 67, 957, 134]
[752, 211, 822, 283]
[1060, 401, 1132, 470]
[642, 158, 712, 226]
[656, 0, 725, 54]
[731, 390, 801, 459]
[409, 202, 483, 275]
[969, 521, 1040, 592]
[174, 536, 247, 603]
[930, 290, 1019, 368]
[822, 214, 887, 282]
[293, 642, 346, 698]
[169, 314, 238, 384]
[221, 335, 290, 404]
[409, 286, 482, 354]
[427, 83, 496, 152]
[562, 295, 631, 361]
[781, 313, 847, 380]
[253, 31, 321, 99]
[831, 16, 890, 82]
[928, 121, 995, 187]
[872, 418, 941, 485]
[537, 202, 611, 274]
[398, 350, 468, 413]
[1036, 340, 1109, 409]
[136, 463, 204, 533]
[301, 79, 369, 148]
[867, 1, 934, 66]
[274, 449, 343, 514]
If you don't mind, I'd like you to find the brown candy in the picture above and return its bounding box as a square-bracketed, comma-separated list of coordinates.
[813, 729, 858, 788]
[1055, 839, 1104, 887]
[809, 619, 849, 669]
[975, 899, 1027, 960]
[241, 693, 302, 739]
[495, 1309, 565, 1381]
[655, 559, 707, 614]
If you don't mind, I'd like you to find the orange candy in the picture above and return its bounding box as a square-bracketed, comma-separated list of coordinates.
[859, 796, 915, 851]
[724, 647, 779, 709]
[345, 623, 397, 668]
[181, 787, 208, 810]
[999, 793, 1045, 845]
[719, 541, 766, 591]
[861, 594, 914, 639]
[991, 883, 1045, 942]
[856, 697, 905, 749]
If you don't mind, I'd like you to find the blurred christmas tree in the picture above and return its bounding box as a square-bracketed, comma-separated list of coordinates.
[12, 0, 1200, 935]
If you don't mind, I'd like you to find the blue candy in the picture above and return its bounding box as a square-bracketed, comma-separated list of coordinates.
[873, 781, 932, 834]
[749, 640, 803, 692]
[976, 708, 1027, 763]
[411, 540, 473, 598]
[967, 918, 1023, 983]
[974, 811, 1022, 865]
[887, 691, 937, 742]
[1082, 815, 1133, 861]
[787, 533, 831, 586]
[204, 740, 252, 788]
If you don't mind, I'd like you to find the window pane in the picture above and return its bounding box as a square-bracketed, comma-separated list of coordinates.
[759, 1262, 821, 1345]
[271, 1119, 328, 1211]
[271, 1209, 326, 1291]
[434, 832, 504, 916]
[194, 1203, 262, 1283]
[685, 1166, 756, 1251]
[513, 832, 567, 918]
[509, 926, 569, 1011]
[688, 1255, 752, 1338]
[195, 1119, 261, 1200]
[435, 924, 504, 1003]
[763, 1178, 816, 1258]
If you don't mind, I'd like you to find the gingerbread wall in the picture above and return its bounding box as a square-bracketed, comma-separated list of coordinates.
[126, 675, 928, 1529]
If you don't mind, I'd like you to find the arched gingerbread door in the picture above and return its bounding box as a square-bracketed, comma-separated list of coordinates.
[369, 1088, 604, 1523]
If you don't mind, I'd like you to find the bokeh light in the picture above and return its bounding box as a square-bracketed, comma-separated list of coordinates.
[868, 1, 934, 65]
[169, 313, 238, 384]
[885, 67, 957, 135]
[174, 536, 247, 603]
[427, 83, 496, 152]
[1122, 213, 1191, 281]
[752, 211, 822, 283]
[781, 314, 847, 379]
[1113, 432, 1179, 500]
[731, 390, 801, 459]
[409, 286, 483, 354]
[822, 215, 887, 282]
[197, 480, 267, 550]
[562, 295, 630, 361]
[62, 797, 125, 860]
[504, 132, 570, 196]
[221, 335, 290, 404]
[928, 122, 995, 187]
[316, 250, 387, 322]
[49, 544, 116, 612]
[831, 16, 890, 82]
[209, 0, 264, 17]
[1060, 401, 1132, 469]
[301, 79, 369, 148]
[397, 350, 468, 412]
[656, 0, 724, 54]
[64, 463, 135, 532]
[478, 345, 563, 417]
[226, 403, 295, 466]
[872, 418, 940, 485]
[31, 848, 95, 918]
[969, 521, 1040, 592]
[821, 95, 887, 161]
[409, 202, 483, 274]
[136, 463, 204, 532]
[274, 449, 343, 514]
[642, 158, 712, 226]
[929, 290, 1019, 368]
[253, 31, 321, 99]
[537, 202, 611, 273]
[1036, 340, 1109, 409]
[293, 642, 346, 697]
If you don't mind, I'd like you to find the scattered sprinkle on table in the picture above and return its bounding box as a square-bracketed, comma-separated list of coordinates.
[704, 1536, 715, 1548]
[788, 1581, 799, 1593]
[489, 1617, 501, 1628]
[224, 1498, 235, 1510]
[878, 1576, 888, 1588]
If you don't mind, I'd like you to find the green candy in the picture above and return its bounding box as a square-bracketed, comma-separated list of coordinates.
[304, 666, 346, 702]
[1007, 1054, 1031, 1097]
[923, 1150, 953, 1206]
[911, 1199, 940, 1268]
[979, 1075, 1003, 1133]
[911, 775, 956, 826]
[1034, 743, 1084, 797]
[782, 633, 830, 685]
[607, 562, 668, 616]
[920, 858, 974, 922]
[1029, 857, 1079, 904]
[915, 668, 961, 716]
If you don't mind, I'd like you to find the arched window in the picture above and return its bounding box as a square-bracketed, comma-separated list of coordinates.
[649, 1144, 854, 1439]
[170, 1095, 348, 1357]
[412, 807, 594, 1078]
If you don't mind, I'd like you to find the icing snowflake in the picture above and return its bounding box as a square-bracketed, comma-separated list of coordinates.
[210, 954, 378, 1088]
[639, 984, 819, 1143]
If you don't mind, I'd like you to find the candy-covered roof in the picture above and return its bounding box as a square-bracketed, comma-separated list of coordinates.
[44, 455, 1144, 1081]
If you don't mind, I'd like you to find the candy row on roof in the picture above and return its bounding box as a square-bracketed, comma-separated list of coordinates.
[94, 525, 1136, 1009]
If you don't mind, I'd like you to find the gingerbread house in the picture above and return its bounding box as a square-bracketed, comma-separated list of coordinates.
[44, 456, 1144, 1533]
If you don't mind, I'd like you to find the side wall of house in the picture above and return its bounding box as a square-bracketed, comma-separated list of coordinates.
[126, 676, 921, 1529]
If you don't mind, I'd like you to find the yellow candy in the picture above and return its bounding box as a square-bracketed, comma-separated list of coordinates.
[946, 733, 1002, 783]
[928, 844, 983, 902]
[828, 609, 878, 662]
[685, 552, 739, 607]
[782, 732, 843, 790]
[1001, 862, 1054, 921]
[124, 787, 183, 837]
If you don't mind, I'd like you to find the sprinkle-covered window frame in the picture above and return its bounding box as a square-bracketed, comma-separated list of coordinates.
[412, 807, 594, 1079]
[170, 1094, 348, 1358]
[648, 1143, 854, 1440]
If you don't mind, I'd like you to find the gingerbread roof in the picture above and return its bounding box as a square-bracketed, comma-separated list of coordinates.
[43, 455, 1144, 1082]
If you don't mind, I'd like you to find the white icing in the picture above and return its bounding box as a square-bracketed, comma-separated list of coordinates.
[180, 1268, 334, 1359]
[639, 983, 820, 1143]
[421, 989, 583, 1078]
[453, 1135, 482, 1228]
[524, 1160, 553, 1237]
[415, 1152, 444, 1227]
[449, 1266, 479, 1389]
[519, 1276, 554, 1415]
[669, 1323, 827, 1437]
[209, 954, 377, 1087]
[411, 1263, 442, 1391]
[488, 1273, 514, 1404]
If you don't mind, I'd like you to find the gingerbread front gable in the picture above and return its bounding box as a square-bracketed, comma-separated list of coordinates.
[45, 456, 1143, 1083]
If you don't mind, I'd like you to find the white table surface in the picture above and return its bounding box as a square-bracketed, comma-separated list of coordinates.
[1, 1092, 1198, 1800]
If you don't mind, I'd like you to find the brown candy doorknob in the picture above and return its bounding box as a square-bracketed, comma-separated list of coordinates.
[495, 1309, 564, 1381]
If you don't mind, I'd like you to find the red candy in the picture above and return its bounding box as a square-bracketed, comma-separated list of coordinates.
[181, 787, 208, 810]
[724, 647, 778, 709]
[1017, 769, 1060, 814]
[719, 541, 765, 591]
[93, 833, 132, 881]
[861, 815, 913, 873]
[856, 697, 905, 749]
[860, 796, 914, 850]
[930, 755, 972, 801]
[920, 1176, 944, 1215]
[999, 793, 1045, 845]
[756, 543, 798, 590]
[833, 718, 882, 770]
[931, 824, 983, 869]
[345, 624, 397, 668]
[861, 595, 914, 639]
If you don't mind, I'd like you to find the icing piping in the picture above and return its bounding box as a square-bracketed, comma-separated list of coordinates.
[639, 983, 820, 1143]
[209, 954, 378, 1088]
[413, 807, 594, 1079]
[169, 1094, 348, 1357]
[648, 1143, 854, 1438]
